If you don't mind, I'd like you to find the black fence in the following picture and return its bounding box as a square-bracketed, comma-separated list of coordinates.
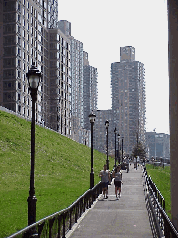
[9, 182, 102, 238]
[143, 166, 178, 238]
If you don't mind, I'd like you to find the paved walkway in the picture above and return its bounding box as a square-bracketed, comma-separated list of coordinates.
[67, 164, 153, 238]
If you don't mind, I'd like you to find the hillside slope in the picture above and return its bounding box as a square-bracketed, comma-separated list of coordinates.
[0, 110, 111, 237]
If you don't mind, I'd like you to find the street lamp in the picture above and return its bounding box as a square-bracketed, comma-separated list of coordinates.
[89, 111, 96, 189]
[117, 134, 120, 164]
[26, 63, 41, 226]
[114, 127, 117, 168]
[136, 132, 138, 170]
[105, 120, 109, 169]
[121, 136, 124, 164]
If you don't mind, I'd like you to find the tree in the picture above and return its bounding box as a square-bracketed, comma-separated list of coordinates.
[132, 141, 146, 159]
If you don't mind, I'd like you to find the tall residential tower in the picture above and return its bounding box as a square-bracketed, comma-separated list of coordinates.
[111, 46, 146, 155]
[0, 0, 72, 137]
[83, 51, 98, 130]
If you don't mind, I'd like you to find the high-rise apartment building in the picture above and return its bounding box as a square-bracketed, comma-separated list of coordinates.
[111, 46, 146, 155]
[48, 0, 58, 29]
[69, 37, 84, 142]
[0, 1, 97, 145]
[83, 52, 98, 130]
[146, 132, 170, 160]
[94, 109, 113, 155]
[0, 0, 73, 137]
[57, 20, 71, 36]
[57, 20, 91, 144]
[0, 0, 50, 124]
[48, 28, 72, 136]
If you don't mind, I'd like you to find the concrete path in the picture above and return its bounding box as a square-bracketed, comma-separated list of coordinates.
[67, 164, 152, 238]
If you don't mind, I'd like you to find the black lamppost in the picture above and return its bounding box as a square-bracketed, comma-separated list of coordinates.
[136, 132, 138, 170]
[105, 120, 109, 169]
[89, 111, 96, 189]
[114, 127, 117, 167]
[117, 134, 120, 164]
[26, 63, 41, 226]
[121, 136, 124, 164]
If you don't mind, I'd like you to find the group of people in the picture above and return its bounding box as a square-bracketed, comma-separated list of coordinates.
[99, 164, 123, 200]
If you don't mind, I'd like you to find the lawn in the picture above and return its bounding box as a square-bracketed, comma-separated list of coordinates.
[145, 164, 171, 219]
[0, 110, 113, 237]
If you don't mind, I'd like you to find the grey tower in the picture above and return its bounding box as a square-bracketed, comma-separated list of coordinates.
[0, 0, 73, 138]
[83, 52, 98, 130]
[111, 46, 146, 156]
[0, 0, 54, 124]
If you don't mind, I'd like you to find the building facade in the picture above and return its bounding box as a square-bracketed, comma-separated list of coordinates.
[48, 28, 72, 136]
[83, 52, 98, 130]
[110, 46, 146, 156]
[0, 0, 73, 137]
[146, 131, 170, 160]
[94, 109, 113, 155]
[57, 20, 92, 145]
[0, 0, 51, 125]
[92, 46, 146, 157]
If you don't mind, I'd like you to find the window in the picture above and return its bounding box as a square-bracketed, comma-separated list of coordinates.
[18, 14, 21, 23]
[17, 47, 21, 56]
[18, 105, 21, 112]
[18, 82, 21, 89]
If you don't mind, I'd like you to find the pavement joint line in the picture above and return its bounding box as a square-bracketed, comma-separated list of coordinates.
[66, 183, 114, 238]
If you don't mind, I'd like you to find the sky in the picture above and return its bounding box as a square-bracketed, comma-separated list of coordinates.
[58, 0, 169, 134]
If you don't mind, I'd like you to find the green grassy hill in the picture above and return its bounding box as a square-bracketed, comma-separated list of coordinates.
[0, 110, 112, 237]
[146, 164, 171, 219]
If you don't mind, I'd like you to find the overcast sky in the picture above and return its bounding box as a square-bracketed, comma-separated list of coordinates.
[58, 0, 169, 134]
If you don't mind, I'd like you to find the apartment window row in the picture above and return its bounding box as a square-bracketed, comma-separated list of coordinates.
[3, 1, 16, 12]
[3, 24, 16, 34]
[3, 92, 16, 102]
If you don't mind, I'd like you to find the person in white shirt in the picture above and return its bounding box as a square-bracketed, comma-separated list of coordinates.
[99, 164, 110, 199]
[113, 165, 123, 200]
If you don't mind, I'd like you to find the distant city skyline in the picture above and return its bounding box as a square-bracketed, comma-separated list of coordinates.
[58, 0, 169, 134]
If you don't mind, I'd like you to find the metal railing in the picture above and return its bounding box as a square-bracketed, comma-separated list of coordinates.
[143, 166, 178, 238]
[9, 182, 102, 238]
[143, 167, 166, 210]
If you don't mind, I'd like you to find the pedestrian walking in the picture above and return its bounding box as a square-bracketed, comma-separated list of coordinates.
[113, 165, 123, 200]
[99, 164, 110, 199]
